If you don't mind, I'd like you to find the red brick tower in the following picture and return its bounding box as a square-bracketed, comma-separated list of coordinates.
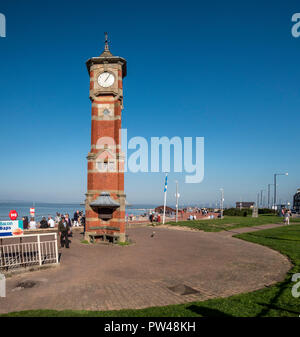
[85, 33, 126, 243]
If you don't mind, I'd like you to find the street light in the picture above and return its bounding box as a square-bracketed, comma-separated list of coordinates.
[274, 172, 288, 211]
[260, 189, 265, 208]
[220, 188, 224, 219]
[267, 184, 275, 209]
[175, 181, 180, 223]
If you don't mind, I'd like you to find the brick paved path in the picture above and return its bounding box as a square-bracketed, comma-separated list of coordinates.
[0, 224, 291, 314]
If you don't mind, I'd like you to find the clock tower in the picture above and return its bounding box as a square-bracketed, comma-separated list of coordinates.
[85, 33, 127, 243]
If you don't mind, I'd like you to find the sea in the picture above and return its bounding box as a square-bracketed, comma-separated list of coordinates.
[0, 202, 157, 222]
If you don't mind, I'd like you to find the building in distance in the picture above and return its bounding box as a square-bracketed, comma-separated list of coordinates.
[293, 189, 300, 213]
[235, 202, 255, 209]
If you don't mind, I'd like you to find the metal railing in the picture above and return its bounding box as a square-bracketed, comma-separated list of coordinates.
[0, 233, 59, 271]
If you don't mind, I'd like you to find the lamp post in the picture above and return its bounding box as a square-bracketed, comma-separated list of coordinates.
[175, 180, 180, 223]
[273, 172, 288, 211]
[260, 189, 265, 208]
[251, 193, 259, 217]
[220, 188, 224, 219]
[267, 184, 274, 209]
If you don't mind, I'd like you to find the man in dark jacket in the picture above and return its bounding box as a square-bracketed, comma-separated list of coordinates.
[65, 213, 72, 237]
[40, 217, 49, 228]
[58, 216, 70, 248]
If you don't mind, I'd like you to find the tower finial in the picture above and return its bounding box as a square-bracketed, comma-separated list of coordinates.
[104, 32, 109, 51]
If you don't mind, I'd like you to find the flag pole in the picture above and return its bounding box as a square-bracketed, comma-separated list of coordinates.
[175, 180, 179, 223]
[162, 173, 168, 224]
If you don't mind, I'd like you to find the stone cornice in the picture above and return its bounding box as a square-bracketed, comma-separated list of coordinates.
[86, 56, 127, 77]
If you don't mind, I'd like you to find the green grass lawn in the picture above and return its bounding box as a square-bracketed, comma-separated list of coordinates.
[162, 215, 300, 232]
[2, 223, 300, 317]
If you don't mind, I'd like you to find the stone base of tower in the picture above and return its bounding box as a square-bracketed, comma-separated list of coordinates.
[84, 192, 126, 244]
[84, 231, 126, 244]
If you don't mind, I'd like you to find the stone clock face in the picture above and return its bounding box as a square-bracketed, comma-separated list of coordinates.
[98, 72, 115, 88]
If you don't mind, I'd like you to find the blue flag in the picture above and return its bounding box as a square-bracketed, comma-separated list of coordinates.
[164, 174, 168, 193]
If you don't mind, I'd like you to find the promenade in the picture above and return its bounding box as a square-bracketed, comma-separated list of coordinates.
[0, 224, 290, 314]
[127, 212, 219, 226]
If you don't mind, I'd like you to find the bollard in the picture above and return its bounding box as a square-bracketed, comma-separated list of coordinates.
[0, 273, 5, 297]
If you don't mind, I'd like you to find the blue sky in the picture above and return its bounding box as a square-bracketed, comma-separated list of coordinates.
[0, 0, 299, 206]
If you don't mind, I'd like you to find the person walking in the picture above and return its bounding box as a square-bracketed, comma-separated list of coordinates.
[73, 210, 80, 227]
[55, 212, 61, 226]
[284, 210, 290, 225]
[81, 213, 86, 233]
[65, 213, 72, 237]
[58, 216, 70, 248]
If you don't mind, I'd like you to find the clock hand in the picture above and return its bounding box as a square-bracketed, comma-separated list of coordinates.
[105, 74, 110, 82]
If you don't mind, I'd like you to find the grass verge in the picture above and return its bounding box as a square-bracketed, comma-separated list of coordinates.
[163, 215, 300, 232]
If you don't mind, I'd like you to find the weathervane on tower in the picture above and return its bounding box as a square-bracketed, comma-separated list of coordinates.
[104, 32, 109, 51]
